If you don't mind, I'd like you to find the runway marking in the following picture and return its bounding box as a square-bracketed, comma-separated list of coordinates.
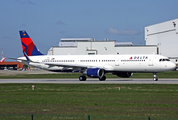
[4, 86, 178, 92]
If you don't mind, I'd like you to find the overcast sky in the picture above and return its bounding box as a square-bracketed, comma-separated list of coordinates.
[0, 0, 178, 58]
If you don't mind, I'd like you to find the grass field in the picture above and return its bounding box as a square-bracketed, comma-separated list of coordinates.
[0, 84, 178, 120]
[0, 71, 178, 79]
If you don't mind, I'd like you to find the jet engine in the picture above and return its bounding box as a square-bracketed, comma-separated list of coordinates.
[113, 72, 133, 78]
[86, 68, 105, 78]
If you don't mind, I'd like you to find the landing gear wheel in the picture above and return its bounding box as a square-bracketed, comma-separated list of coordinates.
[99, 76, 106, 81]
[153, 77, 158, 81]
[79, 76, 86, 81]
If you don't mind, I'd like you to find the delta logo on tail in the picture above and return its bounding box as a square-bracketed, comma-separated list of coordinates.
[19, 31, 43, 56]
[0, 57, 5, 62]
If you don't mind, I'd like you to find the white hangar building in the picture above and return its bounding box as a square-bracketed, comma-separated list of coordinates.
[48, 38, 157, 55]
[47, 18, 178, 64]
[145, 18, 178, 63]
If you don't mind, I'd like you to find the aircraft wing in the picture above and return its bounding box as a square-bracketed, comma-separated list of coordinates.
[43, 62, 105, 69]
[8, 53, 113, 71]
[43, 62, 114, 71]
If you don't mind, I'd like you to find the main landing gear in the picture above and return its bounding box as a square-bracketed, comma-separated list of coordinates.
[79, 76, 86, 81]
[153, 72, 158, 81]
[79, 75, 106, 81]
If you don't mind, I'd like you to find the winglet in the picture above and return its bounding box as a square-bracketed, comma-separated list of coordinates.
[20, 30, 43, 56]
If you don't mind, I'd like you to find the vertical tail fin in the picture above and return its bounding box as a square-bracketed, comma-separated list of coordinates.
[19, 31, 43, 56]
[0, 57, 5, 62]
[1, 48, 5, 62]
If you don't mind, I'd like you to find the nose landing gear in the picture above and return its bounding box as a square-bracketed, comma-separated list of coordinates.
[153, 72, 158, 81]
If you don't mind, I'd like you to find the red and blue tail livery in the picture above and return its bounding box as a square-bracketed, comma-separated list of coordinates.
[19, 31, 43, 56]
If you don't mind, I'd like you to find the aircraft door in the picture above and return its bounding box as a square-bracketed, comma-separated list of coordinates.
[76, 58, 80, 64]
[115, 59, 119, 66]
[148, 56, 154, 66]
[37, 57, 42, 68]
[37, 57, 41, 62]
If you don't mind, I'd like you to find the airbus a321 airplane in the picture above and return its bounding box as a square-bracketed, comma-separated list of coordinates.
[16, 30, 176, 81]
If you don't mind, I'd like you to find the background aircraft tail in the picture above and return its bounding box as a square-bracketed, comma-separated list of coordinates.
[0, 57, 5, 62]
[19, 31, 43, 56]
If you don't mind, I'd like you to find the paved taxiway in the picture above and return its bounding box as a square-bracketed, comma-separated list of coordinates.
[0, 70, 178, 84]
[0, 78, 178, 84]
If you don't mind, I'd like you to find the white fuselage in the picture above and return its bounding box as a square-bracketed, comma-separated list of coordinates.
[18, 54, 176, 73]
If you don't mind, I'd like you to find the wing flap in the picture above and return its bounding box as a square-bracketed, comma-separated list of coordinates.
[44, 62, 88, 69]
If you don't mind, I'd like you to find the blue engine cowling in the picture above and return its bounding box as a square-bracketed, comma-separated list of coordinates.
[113, 72, 133, 78]
[86, 68, 105, 78]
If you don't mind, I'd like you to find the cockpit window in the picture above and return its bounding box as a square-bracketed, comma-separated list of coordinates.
[159, 58, 170, 62]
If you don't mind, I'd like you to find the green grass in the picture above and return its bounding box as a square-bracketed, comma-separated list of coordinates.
[0, 71, 178, 79]
[0, 84, 178, 120]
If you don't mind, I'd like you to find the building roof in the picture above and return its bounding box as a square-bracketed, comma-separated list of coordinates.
[0, 62, 22, 65]
[61, 38, 92, 42]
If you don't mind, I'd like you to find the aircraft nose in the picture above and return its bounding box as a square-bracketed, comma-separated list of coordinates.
[170, 62, 177, 71]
